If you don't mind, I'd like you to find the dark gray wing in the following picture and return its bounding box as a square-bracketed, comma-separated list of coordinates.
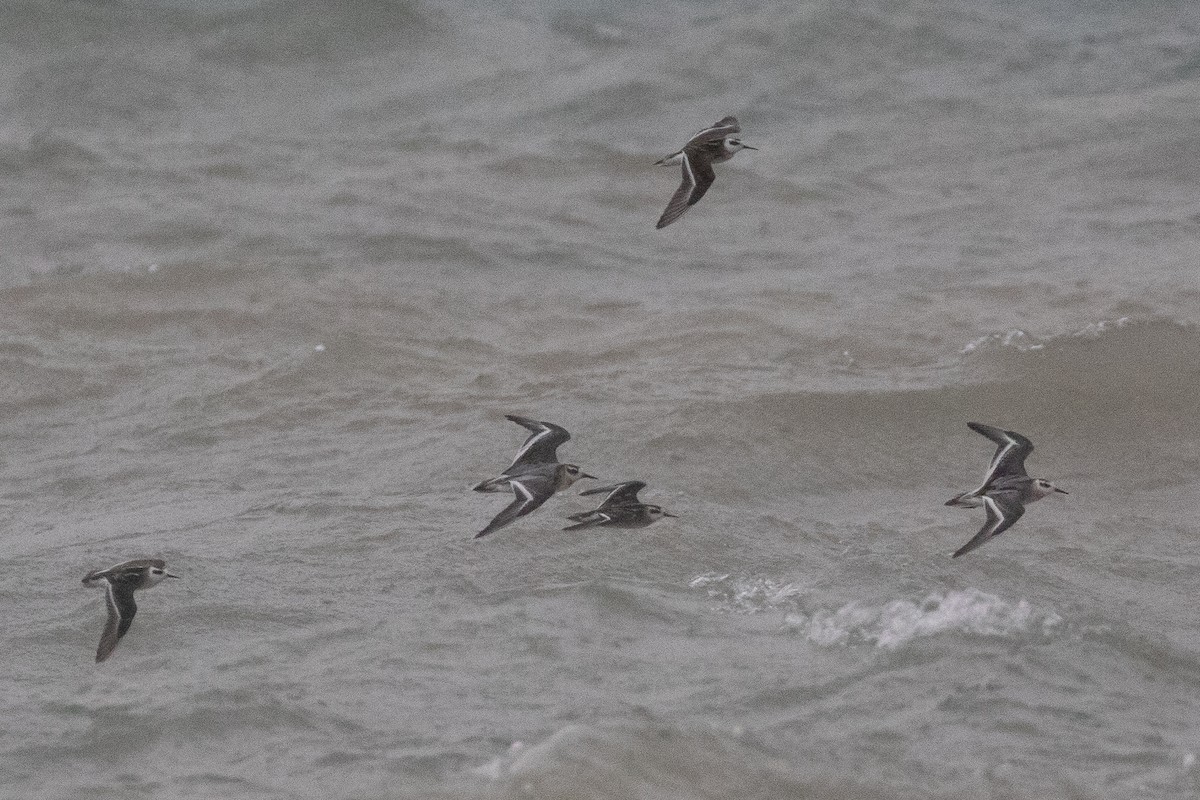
[656, 151, 716, 229]
[475, 473, 554, 538]
[504, 415, 571, 470]
[96, 579, 138, 662]
[563, 511, 613, 531]
[656, 152, 697, 229]
[968, 422, 1034, 486]
[686, 115, 740, 145]
[578, 481, 646, 507]
[682, 142, 719, 204]
[952, 492, 1025, 558]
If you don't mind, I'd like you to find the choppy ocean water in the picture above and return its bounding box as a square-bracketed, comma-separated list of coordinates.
[2, 0, 1200, 798]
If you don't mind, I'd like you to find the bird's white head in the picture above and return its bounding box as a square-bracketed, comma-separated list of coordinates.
[1031, 479, 1068, 500]
[645, 505, 677, 522]
[559, 464, 598, 489]
[144, 564, 180, 588]
[723, 137, 758, 155]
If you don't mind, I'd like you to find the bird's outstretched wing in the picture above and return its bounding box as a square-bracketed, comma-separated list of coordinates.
[562, 511, 614, 531]
[505, 415, 571, 469]
[578, 481, 646, 506]
[656, 152, 716, 229]
[687, 116, 740, 144]
[96, 580, 139, 662]
[951, 492, 1025, 558]
[476, 473, 554, 538]
[968, 421, 1034, 486]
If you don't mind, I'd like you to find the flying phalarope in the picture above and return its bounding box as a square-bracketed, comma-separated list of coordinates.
[82, 558, 179, 662]
[945, 422, 1068, 558]
[474, 415, 596, 538]
[563, 480, 676, 531]
[654, 115, 757, 229]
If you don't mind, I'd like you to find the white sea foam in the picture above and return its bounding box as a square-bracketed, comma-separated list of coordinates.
[1072, 316, 1132, 338]
[962, 316, 1135, 354]
[789, 589, 1062, 649]
[960, 328, 1044, 353]
[691, 572, 807, 613]
[694, 576, 1061, 649]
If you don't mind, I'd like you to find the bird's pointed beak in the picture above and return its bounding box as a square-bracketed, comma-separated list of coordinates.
[664, 512, 678, 518]
[742, 145, 759, 150]
[1054, 487, 1069, 495]
[581, 473, 598, 480]
[165, 572, 181, 579]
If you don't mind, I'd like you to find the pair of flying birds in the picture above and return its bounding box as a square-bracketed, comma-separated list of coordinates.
[472, 415, 674, 538]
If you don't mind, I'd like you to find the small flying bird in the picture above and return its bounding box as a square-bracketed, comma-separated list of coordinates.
[474, 415, 596, 538]
[563, 480, 676, 531]
[945, 422, 1068, 558]
[654, 115, 757, 229]
[81, 559, 179, 662]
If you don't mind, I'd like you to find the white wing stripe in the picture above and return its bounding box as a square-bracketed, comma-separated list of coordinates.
[509, 427, 550, 466]
[979, 435, 1020, 488]
[982, 495, 1006, 534]
[510, 479, 535, 503]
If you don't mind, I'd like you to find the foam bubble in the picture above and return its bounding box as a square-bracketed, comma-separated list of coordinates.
[692, 573, 807, 613]
[1072, 316, 1131, 338]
